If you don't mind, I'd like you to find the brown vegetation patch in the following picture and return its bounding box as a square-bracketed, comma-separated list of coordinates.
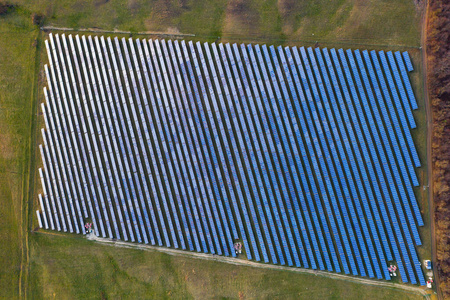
[145, 0, 185, 31]
[0, 1, 15, 16]
[94, 0, 110, 7]
[428, 0, 450, 298]
[222, 0, 260, 37]
[277, 0, 298, 35]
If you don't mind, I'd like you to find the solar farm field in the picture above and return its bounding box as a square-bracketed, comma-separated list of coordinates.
[0, 1, 432, 299]
[38, 32, 426, 285]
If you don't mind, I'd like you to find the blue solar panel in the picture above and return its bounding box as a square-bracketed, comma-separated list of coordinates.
[266, 44, 322, 269]
[103, 36, 155, 243]
[346, 49, 394, 261]
[40, 36, 427, 285]
[283, 47, 341, 273]
[160, 39, 220, 253]
[38, 192, 49, 229]
[371, 51, 424, 229]
[278, 47, 333, 271]
[120, 37, 180, 248]
[156, 39, 220, 253]
[153, 39, 215, 252]
[107, 36, 154, 243]
[282, 47, 336, 272]
[334, 47, 398, 279]
[341, 48, 400, 279]
[168, 40, 237, 256]
[38, 168, 52, 229]
[173, 43, 235, 255]
[386, 51, 416, 129]
[133, 38, 197, 249]
[379, 51, 420, 171]
[49, 36, 88, 232]
[174, 40, 239, 252]
[45, 41, 81, 234]
[354, 48, 422, 282]
[179, 41, 230, 254]
[244, 43, 304, 267]
[299, 46, 365, 276]
[41, 127, 67, 232]
[46, 96, 81, 234]
[85, 35, 132, 239]
[196, 41, 268, 261]
[128, 38, 192, 246]
[87, 35, 135, 240]
[215, 43, 289, 263]
[364, 50, 425, 284]
[59, 35, 93, 221]
[378, 51, 418, 182]
[94, 35, 143, 243]
[205, 42, 280, 261]
[66, 36, 109, 237]
[220, 50, 277, 259]
[223, 42, 295, 264]
[305, 46, 377, 277]
[42, 90, 73, 233]
[295, 46, 359, 274]
[180, 40, 253, 260]
[402, 51, 414, 72]
[238, 43, 300, 265]
[321, 48, 378, 277]
[256, 44, 315, 268]
[76, 35, 121, 238]
[395, 51, 418, 110]
[39, 144, 61, 231]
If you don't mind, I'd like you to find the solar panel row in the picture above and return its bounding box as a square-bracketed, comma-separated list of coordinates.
[38, 34, 425, 285]
[402, 51, 414, 72]
[310, 47, 379, 277]
[395, 51, 418, 110]
[38, 193, 49, 229]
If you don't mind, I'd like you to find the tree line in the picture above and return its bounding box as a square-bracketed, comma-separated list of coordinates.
[428, 0, 450, 297]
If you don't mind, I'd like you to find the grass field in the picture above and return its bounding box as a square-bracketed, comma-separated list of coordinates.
[28, 232, 423, 299]
[0, 0, 432, 298]
[13, 0, 421, 46]
[0, 7, 39, 298]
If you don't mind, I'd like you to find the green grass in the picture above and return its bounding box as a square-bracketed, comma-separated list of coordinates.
[0, 9, 38, 298]
[29, 232, 423, 299]
[409, 49, 432, 272]
[14, 0, 421, 46]
[0, 0, 431, 298]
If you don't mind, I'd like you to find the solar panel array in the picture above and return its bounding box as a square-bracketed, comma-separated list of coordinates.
[37, 33, 425, 285]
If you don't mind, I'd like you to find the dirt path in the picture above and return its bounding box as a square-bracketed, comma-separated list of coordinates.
[80, 233, 430, 299]
[40, 26, 195, 37]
